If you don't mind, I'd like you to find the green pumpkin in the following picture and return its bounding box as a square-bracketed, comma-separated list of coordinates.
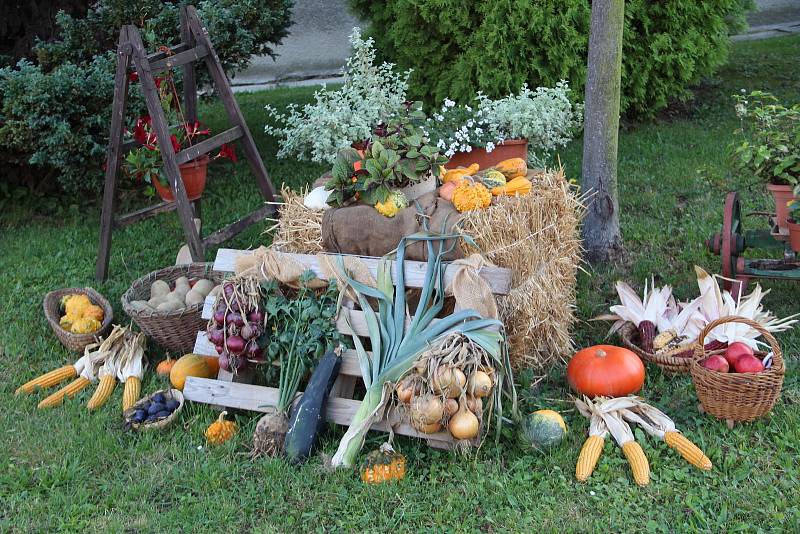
[480, 170, 507, 189]
[519, 409, 567, 450]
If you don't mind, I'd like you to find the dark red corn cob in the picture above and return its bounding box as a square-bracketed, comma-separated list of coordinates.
[638, 320, 657, 353]
[703, 340, 727, 353]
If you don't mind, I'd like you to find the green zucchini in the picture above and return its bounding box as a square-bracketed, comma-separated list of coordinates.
[283, 350, 342, 463]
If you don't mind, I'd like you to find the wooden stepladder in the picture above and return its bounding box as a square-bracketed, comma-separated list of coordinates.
[96, 5, 277, 281]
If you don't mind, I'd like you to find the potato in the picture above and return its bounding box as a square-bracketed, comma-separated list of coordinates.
[148, 295, 167, 308]
[192, 279, 214, 297]
[172, 286, 189, 299]
[166, 292, 185, 307]
[184, 289, 205, 307]
[175, 276, 190, 288]
[150, 280, 170, 299]
[130, 300, 152, 312]
[156, 300, 181, 312]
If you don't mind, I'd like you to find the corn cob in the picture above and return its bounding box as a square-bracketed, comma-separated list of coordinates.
[37, 377, 91, 409]
[87, 374, 116, 411]
[576, 435, 604, 481]
[123, 377, 141, 411]
[664, 431, 712, 471]
[622, 441, 650, 486]
[15, 365, 76, 395]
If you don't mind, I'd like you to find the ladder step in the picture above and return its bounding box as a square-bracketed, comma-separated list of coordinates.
[175, 126, 243, 165]
[202, 204, 276, 247]
[146, 43, 190, 63]
[149, 44, 209, 72]
[115, 201, 177, 228]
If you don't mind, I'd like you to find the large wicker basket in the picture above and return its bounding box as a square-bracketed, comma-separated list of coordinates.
[619, 322, 694, 374]
[43, 287, 113, 353]
[690, 316, 784, 423]
[122, 263, 224, 354]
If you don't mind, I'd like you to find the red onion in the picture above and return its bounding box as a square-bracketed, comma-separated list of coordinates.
[226, 312, 244, 328]
[209, 328, 225, 345]
[213, 309, 226, 325]
[219, 352, 231, 371]
[215, 344, 224, 355]
[226, 335, 245, 354]
[247, 310, 264, 324]
[246, 340, 259, 355]
[223, 283, 234, 297]
[232, 354, 248, 370]
[241, 324, 255, 341]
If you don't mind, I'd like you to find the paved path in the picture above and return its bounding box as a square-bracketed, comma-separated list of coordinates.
[233, 0, 800, 91]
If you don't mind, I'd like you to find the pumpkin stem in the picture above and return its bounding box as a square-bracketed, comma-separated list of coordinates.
[218, 411, 227, 423]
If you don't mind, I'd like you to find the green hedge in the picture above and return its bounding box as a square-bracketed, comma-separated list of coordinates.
[348, 0, 753, 116]
[0, 0, 292, 196]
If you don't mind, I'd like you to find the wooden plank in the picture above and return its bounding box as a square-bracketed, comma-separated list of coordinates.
[149, 44, 208, 72]
[175, 126, 242, 165]
[114, 201, 177, 227]
[202, 203, 276, 248]
[183, 377, 455, 444]
[211, 249, 513, 295]
[145, 43, 190, 63]
[180, 7, 198, 124]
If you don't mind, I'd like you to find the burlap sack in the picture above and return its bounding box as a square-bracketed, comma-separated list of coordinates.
[321, 191, 464, 262]
[444, 254, 499, 320]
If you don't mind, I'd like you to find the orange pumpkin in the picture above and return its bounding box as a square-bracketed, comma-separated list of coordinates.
[156, 357, 177, 377]
[566, 345, 645, 398]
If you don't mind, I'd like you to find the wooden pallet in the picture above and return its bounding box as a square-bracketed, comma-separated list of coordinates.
[183, 248, 512, 449]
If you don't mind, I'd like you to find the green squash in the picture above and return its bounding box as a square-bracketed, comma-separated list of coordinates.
[519, 409, 567, 450]
[480, 170, 507, 189]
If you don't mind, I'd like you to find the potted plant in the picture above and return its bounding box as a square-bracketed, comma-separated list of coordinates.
[788, 196, 800, 252]
[426, 81, 583, 170]
[732, 90, 800, 229]
[325, 101, 448, 216]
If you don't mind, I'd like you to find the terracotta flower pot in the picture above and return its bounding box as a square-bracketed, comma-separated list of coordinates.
[766, 183, 797, 229]
[445, 138, 528, 170]
[788, 219, 800, 253]
[153, 156, 209, 202]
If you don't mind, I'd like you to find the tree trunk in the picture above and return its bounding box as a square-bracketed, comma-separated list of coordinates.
[581, 0, 625, 263]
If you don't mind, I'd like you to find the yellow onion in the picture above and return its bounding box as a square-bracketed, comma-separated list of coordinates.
[414, 421, 443, 434]
[410, 393, 444, 426]
[433, 366, 466, 398]
[466, 395, 483, 415]
[395, 375, 419, 404]
[467, 371, 492, 398]
[443, 398, 459, 417]
[449, 400, 479, 440]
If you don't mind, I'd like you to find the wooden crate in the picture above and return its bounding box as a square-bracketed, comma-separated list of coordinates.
[183, 248, 512, 449]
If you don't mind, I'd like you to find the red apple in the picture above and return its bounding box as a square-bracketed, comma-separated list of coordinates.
[701, 355, 729, 373]
[725, 342, 754, 367]
[733, 354, 765, 373]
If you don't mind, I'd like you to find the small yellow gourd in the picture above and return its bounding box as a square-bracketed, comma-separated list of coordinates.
[205, 411, 237, 445]
[83, 304, 105, 322]
[493, 158, 527, 179]
[63, 294, 92, 317]
[452, 179, 492, 212]
[440, 163, 480, 184]
[69, 317, 102, 334]
[374, 190, 409, 218]
[491, 177, 532, 197]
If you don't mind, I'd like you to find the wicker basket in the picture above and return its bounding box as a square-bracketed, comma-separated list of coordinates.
[123, 388, 184, 431]
[619, 322, 694, 374]
[690, 316, 784, 423]
[43, 287, 114, 353]
[122, 263, 225, 354]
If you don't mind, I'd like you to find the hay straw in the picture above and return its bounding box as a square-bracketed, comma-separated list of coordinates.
[460, 166, 585, 373]
[264, 186, 325, 254]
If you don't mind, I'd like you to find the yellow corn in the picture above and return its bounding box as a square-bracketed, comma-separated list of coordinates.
[16, 365, 76, 395]
[622, 441, 650, 486]
[123, 377, 141, 411]
[87, 375, 116, 411]
[664, 431, 712, 471]
[576, 435, 604, 481]
[37, 377, 91, 409]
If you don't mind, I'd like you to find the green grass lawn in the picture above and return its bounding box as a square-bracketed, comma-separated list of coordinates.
[2, 35, 800, 533]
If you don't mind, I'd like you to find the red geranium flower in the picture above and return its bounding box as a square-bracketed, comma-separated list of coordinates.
[129, 72, 139, 83]
[218, 143, 237, 162]
[170, 134, 181, 153]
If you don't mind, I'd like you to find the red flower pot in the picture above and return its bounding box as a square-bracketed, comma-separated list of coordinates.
[767, 183, 797, 229]
[788, 219, 800, 253]
[445, 138, 528, 170]
[153, 156, 209, 202]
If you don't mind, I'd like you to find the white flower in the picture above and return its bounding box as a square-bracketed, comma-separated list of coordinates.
[444, 98, 455, 108]
[435, 114, 444, 122]
[485, 142, 495, 152]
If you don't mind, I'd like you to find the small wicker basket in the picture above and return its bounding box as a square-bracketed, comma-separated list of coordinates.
[619, 322, 694, 374]
[43, 287, 113, 353]
[123, 388, 184, 431]
[690, 316, 784, 423]
[122, 263, 224, 354]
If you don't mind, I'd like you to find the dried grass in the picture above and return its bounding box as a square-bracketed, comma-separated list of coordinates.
[459, 167, 585, 373]
[264, 186, 325, 254]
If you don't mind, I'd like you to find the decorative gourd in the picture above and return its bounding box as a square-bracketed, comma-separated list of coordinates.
[170, 354, 220, 391]
[480, 170, 507, 189]
[519, 409, 567, 450]
[63, 294, 92, 317]
[491, 177, 532, 197]
[59, 313, 78, 330]
[83, 304, 105, 322]
[567, 345, 645, 398]
[360, 443, 406, 484]
[374, 190, 409, 218]
[452, 180, 492, 212]
[205, 411, 237, 445]
[156, 357, 177, 377]
[69, 317, 102, 334]
[438, 181, 457, 201]
[493, 157, 527, 179]
[440, 163, 479, 184]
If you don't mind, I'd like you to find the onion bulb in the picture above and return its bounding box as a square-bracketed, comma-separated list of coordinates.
[414, 421, 443, 434]
[410, 393, 444, 425]
[433, 366, 467, 398]
[449, 400, 479, 440]
[395, 375, 419, 404]
[443, 398, 459, 417]
[465, 395, 483, 415]
[467, 371, 492, 398]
